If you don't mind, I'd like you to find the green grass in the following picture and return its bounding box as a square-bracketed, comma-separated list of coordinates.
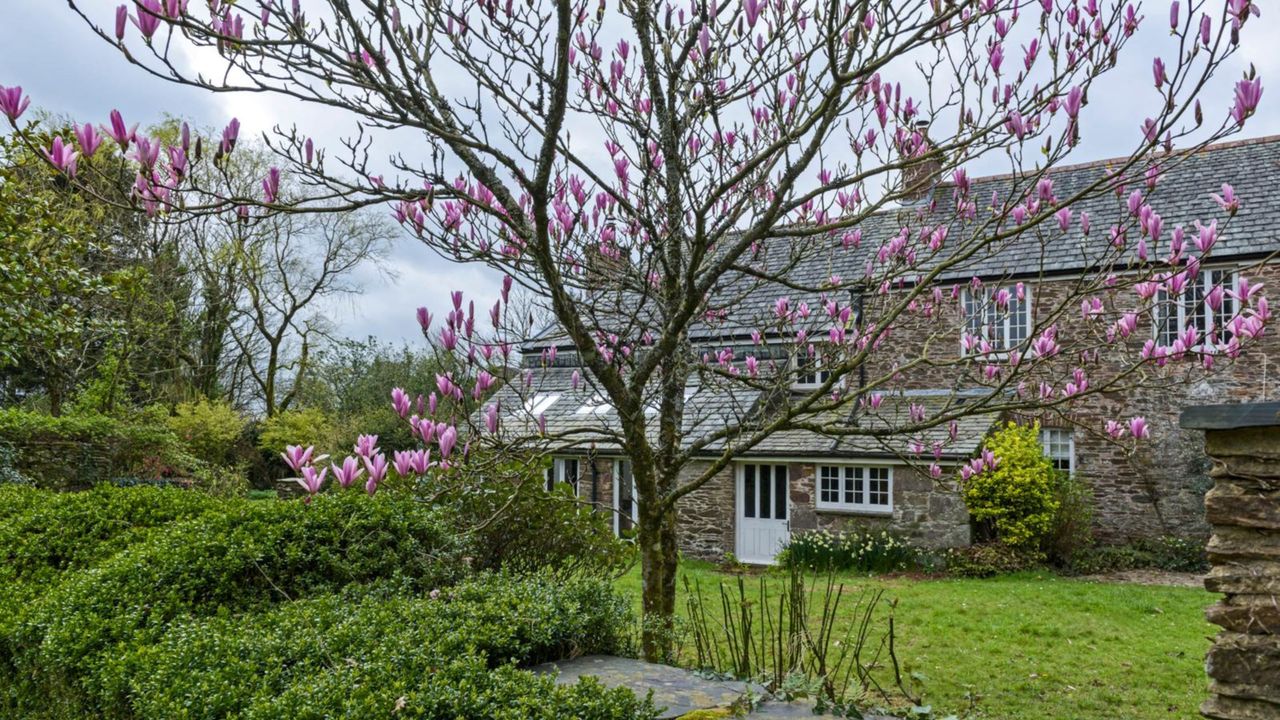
[616, 561, 1211, 719]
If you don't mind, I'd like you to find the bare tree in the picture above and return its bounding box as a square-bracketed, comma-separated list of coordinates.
[226, 208, 394, 416]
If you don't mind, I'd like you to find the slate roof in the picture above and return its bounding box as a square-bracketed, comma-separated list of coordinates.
[528, 135, 1280, 347]
[508, 136, 1280, 461]
[492, 367, 997, 460]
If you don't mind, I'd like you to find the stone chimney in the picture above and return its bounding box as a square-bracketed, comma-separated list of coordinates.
[900, 119, 943, 203]
[582, 244, 631, 292]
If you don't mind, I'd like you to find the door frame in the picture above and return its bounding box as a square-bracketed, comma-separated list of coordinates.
[734, 462, 791, 564]
[612, 458, 639, 536]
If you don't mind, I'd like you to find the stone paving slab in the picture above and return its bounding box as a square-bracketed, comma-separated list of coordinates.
[533, 655, 760, 718]
[532, 655, 895, 719]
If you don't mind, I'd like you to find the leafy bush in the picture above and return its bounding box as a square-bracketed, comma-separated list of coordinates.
[0, 407, 195, 490]
[1043, 471, 1093, 566]
[1064, 536, 1208, 575]
[4, 492, 468, 712]
[944, 543, 1046, 578]
[167, 398, 247, 465]
[448, 471, 632, 577]
[256, 407, 336, 456]
[778, 528, 917, 573]
[116, 573, 643, 720]
[963, 422, 1059, 549]
[7, 573, 647, 720]
[0, 484, 220, 591]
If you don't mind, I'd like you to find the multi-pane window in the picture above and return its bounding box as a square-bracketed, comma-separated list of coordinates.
[545, 457, 580, 493]
[1154, 268, 1238, 348]
[1039, 428, 1074, 474]
[742, 464, 789, 520]
[961, 286, 1032, 354]
[792, 355, 830, 389]
[816, 465, 893, 513]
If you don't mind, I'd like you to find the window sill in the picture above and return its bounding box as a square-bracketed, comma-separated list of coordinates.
[815, 506, 894, 517]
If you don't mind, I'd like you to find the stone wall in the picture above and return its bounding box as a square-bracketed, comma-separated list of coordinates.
[788, 462, 970, 550]
[1182, 403, 1280, 720]
[866, 263, 1280, 542]
[675, 459, 970, 561]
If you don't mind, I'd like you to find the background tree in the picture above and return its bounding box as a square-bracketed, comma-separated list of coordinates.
[3, 0, 1268, 660]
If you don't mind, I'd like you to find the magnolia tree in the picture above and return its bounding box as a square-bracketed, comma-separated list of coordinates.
[0, 0, 1270, 659]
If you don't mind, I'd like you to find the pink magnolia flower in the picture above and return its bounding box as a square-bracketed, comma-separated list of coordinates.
[75, 123, 103, 158]
[133, 0, 165, 39]
[1105, 420, 1126, 439]
[0, 85, 31, 122]
[1211, 184, 1239, 215]
[1231, 78, 1263, 127]
[392, 450, 415, 477]
[438, 425, 458, 460]
[281, 444, 315, 473]
[115, 4, 128, 39]
[43, 136, 79, 178]
[331, 456, 365, 489]
[262, 166, 281, 203]
[354, 434, 379, 458]
[416, 307, 432, 331]
[220, 118, 240, 154]
[297, 465, 327, 495]
[391, 387, 410, 417]
[363, 453, 388, 494]
[104, 110, 136, 151]
[484, 403, 499, 433]
[1128, 416, 1151, 439]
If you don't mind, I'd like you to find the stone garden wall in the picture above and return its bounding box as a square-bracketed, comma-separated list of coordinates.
[1182, 403, 1280, 720]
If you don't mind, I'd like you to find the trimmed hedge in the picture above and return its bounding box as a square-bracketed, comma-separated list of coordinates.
[0, 408, 193, 490]
[0, 484, 220, 589]
[0, 485, 648, 719]
[3, 492, 468, 715]
[115, 574, 646, 719]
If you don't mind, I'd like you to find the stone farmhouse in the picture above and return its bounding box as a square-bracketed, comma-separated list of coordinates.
[495, 135, 1280, 564]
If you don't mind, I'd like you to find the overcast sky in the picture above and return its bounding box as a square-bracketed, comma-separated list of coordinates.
[2, 2, 1277, 347]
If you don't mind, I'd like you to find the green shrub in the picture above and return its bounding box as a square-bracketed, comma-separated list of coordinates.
[257, 407, 337, 456]
[963, 422, 1059, 549]
[167, 398, 247, 465]
[448, 470, 632, 578]
[4, 492, 467, 713]
[0, 407, 195, 490]
[944, 543, 1046, 578]
[96, 575, 646, 720]
[1064, 536, 1208, 575]
[0, 484, 220, 590]
[778, 528, 917, 573]
[1044, 471, 1094, 566]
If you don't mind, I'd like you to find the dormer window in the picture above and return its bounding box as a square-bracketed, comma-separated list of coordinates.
[961, 285, 1032, 355]
[792, 355, 830, 390]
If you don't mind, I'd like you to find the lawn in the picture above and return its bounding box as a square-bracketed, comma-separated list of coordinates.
[616, 561, 1212, 719]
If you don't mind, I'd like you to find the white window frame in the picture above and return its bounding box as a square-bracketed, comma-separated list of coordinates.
[815, 463, 894, 514]
[960, 285, 1033, 356]
[524, 393, 561, 415]
[1039, 428, 1074, 475]
[791, 353, 831, 391]
[1152, 267, 1238, 349]
[613, 458, 639, 536]
[545, 456, 580, 493]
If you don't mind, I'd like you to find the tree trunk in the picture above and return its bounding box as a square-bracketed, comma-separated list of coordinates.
[639, 497, 680, 663]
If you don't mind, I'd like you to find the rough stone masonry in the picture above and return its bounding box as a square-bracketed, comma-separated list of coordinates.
[1181, 402, 1280, 720]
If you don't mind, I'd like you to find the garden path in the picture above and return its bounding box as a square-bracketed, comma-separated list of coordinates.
[534, 655, 896, 719]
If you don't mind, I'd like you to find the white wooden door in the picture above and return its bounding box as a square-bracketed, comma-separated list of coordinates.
[736, 463, 789, 564]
